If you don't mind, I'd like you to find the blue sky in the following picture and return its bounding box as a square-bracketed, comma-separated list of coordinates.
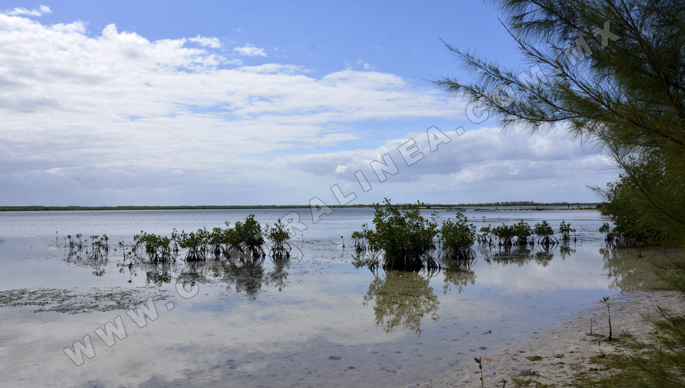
[0, 1, 615, 206]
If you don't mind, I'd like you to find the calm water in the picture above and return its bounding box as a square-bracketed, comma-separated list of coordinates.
[0, 209, 669, 387]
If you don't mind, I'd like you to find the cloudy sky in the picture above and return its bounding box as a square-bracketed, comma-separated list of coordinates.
[0, 1, 616, 206]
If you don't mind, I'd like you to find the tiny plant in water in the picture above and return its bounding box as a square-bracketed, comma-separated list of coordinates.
[559, 221, 576, 242]
[600, 296, 613, 340]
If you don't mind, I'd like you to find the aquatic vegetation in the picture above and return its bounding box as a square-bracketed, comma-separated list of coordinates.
[489, 221, 534, 247]
[439, 212, 476, 261]
[265, 219, 293, 259]
[492, 224, 516, 246]
[227, 214, 264, 251]
[513, 220, 534, 246]
[351, 230, 367, 252]
[559, 221, 576, 242]
[534, 221, 558, 246]
[356, 199, 439, 271]
[133, 232, 174, 262]
[87, 234, 110, 260]
[173, 228, 209, 261]
[66, 233, 86, 251]
[599, 222, 617, 248]
[477, 224, 493, 245]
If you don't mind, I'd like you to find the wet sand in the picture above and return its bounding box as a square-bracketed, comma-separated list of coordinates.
[405, 290, 683, 387]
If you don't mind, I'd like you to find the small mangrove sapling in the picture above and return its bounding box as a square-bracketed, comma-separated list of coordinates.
[600, 296, 613, 341]
[474, 357, 484, 388]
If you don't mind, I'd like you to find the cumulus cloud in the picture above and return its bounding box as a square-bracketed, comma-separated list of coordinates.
[357, 60, 375, 71]
[277, 126, 615, 204]
[2, 5, 51, 17]
[0, 12, 464, 205]
[233, 43, 267, 56]
[187, 35, 221, 48]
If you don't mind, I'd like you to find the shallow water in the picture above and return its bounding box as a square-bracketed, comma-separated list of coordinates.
[0, 209, 674, 387]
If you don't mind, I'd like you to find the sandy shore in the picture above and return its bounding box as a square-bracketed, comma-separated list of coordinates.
[405, 290, 684, 387]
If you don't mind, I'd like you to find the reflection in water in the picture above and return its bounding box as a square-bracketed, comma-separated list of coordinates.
[559, 244, 576, 259]
[443, 270, 476, 294]
[62, 240, 298, 299]
[142, 261, 174, 286]
[599, 247, 679, 291]
[265, 258, 290, 292]
[481, 245, 556, 267]
[224, 260, 266, 299]
[66, 250, 109, 277]
[362, 271, 439, 336]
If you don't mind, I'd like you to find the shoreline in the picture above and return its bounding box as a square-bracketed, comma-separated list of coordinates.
[0, 205, 600, 212]
[405, 289, 683, 387]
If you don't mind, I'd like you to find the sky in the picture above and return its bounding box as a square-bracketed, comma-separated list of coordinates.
[0, 1, 617, 206]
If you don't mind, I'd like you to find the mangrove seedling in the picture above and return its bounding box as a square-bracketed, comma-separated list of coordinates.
[351, 230, 367, 252]
[133, 232, 174, 262]
[265, 219, 293, 259]
[513, 220, 533, 246]
[474, 357, 484, 388]
[478, 224, 492, 245]
[439, 212, 476, 261]
[600, 296, 613, 341]
[492, 224, 516, 246]
[533, 221, 558, 246]
[559, 221, 576, 242]
[174, 229, 207, 261]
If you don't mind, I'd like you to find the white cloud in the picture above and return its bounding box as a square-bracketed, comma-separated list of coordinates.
[233, 43, 267, 57]
[357, 59, 375, 71]
[188, 35, 221, 48]
[277, 126, 615, 203]
[3, 5, 51, 17]
[0, 13, 464, 205]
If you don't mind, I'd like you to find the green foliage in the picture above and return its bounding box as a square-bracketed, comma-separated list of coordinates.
[534, 221, 557, 245]
[265, 219, 292, 258]
[597, 155, 685, 246]
[133, 231, 174, 262]
[627, 259, 685, 388]
[559, 221, 576, 242]
[87, 234, 110, 260]
[599, 222, 617, 246]
[437, 0, 685, 248]
[513, 220, 533, 245]
[492, 223, 516, 246]
[227, 214, 264, 250]
[478, 224, 493, 244]
[357, 198, 439, 271]
[173, 228, 208, 261]
[474, 357, 484, 388]
[599, 296, 613, 341]
[439, 212, 476, 260]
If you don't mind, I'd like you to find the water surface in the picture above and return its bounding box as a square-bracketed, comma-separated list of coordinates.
[0, 209, 671, 387]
